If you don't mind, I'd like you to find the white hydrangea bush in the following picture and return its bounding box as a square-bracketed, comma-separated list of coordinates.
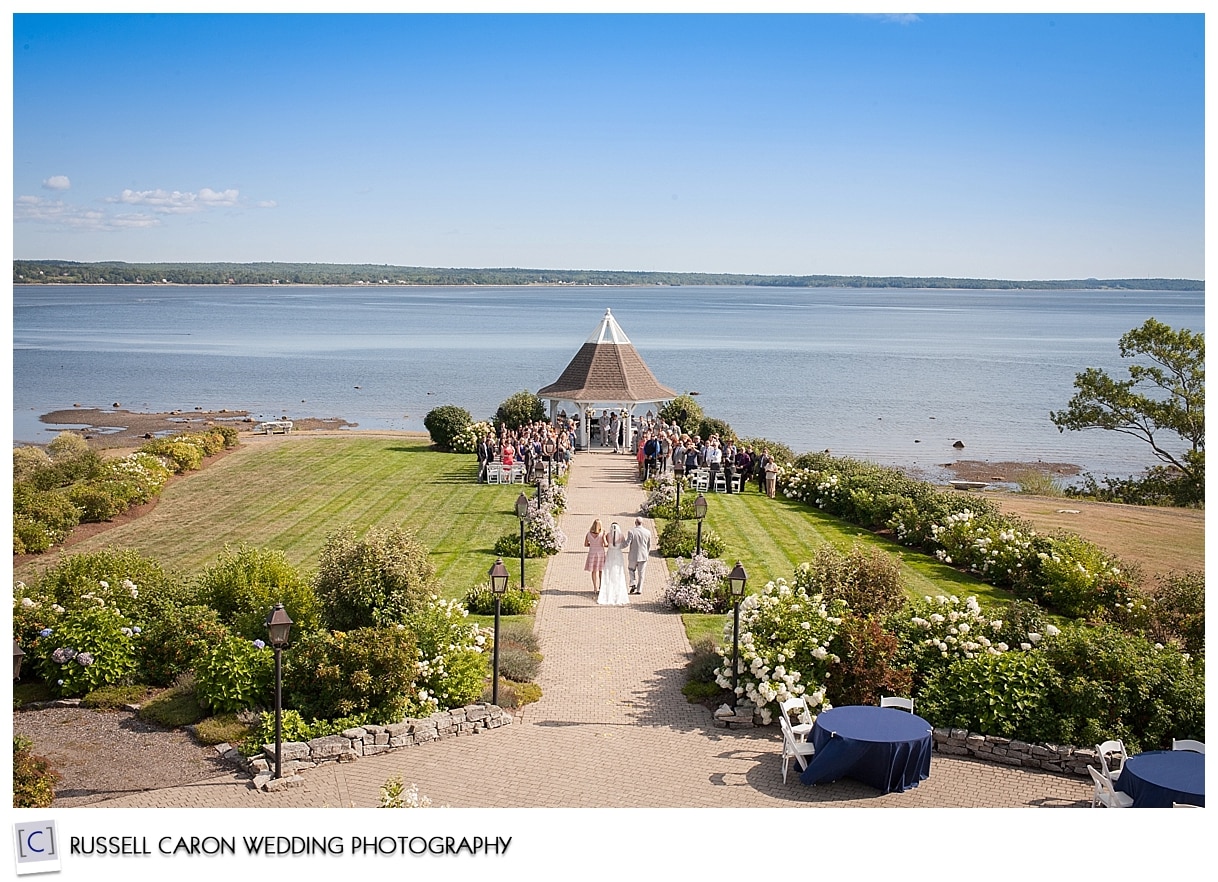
[714, 578, 845, 725]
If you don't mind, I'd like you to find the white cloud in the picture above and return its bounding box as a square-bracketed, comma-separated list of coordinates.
[42, 175, 71, 190]
[257, 200, 278, 209]
[14, 195, 159, 231]
[109, 187, 240, 214]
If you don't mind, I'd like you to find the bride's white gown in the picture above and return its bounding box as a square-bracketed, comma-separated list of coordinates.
[598, 534, 630, 606]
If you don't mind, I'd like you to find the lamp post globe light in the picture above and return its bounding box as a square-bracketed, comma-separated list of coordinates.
[14, 640, 25, 681]
[693, 493, 708, 557]
[488, 558, 510, 707]
[728, 562, 748, 704]
[264, 603, 294, 779]
[515, 491, 529, 590]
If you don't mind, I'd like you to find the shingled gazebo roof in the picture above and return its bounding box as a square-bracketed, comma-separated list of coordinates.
[537, 308, 676, 404]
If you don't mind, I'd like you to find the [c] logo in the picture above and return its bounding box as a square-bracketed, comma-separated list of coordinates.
[13, 820, 61, 875]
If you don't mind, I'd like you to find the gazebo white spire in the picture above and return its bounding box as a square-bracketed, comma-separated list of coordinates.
[585, 307, 632, 345]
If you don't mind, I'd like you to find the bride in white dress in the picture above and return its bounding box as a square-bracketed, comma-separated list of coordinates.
[598, 522, 630, 606]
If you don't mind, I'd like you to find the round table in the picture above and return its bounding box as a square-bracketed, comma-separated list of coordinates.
[799, 705, 933, 794]
[1115, 750, 1205, 808]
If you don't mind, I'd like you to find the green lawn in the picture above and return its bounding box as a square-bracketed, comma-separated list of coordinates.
[15, 437, 545, 601]
[662, 485, 1015, 648]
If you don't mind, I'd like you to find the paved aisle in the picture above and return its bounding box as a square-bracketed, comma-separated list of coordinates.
[90, 448, 1089, 809]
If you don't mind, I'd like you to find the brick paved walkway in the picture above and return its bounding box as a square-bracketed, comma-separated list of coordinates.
[88, 447, 1090, 809]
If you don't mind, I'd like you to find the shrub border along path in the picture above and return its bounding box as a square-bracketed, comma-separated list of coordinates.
[86, 447, 1090, 809]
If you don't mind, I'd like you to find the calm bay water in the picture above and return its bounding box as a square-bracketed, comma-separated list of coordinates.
[11, 285, 1204, 482]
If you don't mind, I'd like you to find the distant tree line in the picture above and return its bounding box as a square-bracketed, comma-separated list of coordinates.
[11, 259, 1203, 291]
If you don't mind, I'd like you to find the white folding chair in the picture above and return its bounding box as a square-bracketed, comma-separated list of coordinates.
[778, 711, 816, 784]
[712, 471, 727, 493]
[691, 469, 709, 492]
[880, 696, 915, 714]
[1088, 766, 1134, 808]
[1096, 740, 1128, 785]
[777, 695, 814, 741]
[1172, 739, 1205, 754]
[486, 463, 502, 484]
[730, 473, 742, 493]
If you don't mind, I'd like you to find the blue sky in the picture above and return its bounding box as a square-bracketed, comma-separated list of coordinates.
[10, 12, 1206, 279]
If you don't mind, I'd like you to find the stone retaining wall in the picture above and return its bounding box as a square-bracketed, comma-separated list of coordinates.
[232, 703, 514, 792]
[933, 727, 1097, 777]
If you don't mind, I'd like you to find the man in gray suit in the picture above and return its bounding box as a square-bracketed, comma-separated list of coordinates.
[626, 517, 653, 595]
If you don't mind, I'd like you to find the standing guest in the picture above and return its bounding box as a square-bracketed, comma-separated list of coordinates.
[609, 411, 620, 453]
[735, 446, 752, 492]
[757, 448, 772, 492]
[643, 431, 661, 481]
[765, 454, 780, 498]
[476, 433, 493, 483]
[705, 439, 723, 489]
[723, 440, 736, 494]
[501, 437, 516, 468]
[659, 433, 672, 475]
[684, 443, 700, 476]
[672, 437, 687, 481]
[584, 519, 607, 593]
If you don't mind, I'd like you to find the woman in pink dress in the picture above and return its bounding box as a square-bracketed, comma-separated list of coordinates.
[501, 440, 515, 468]
[584, 518, 607, 593]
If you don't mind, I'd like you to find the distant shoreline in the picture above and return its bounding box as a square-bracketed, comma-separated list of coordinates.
[31, 407, 1080, 485]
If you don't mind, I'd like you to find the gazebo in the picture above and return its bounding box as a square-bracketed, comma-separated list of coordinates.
[538, 308, 677, 449]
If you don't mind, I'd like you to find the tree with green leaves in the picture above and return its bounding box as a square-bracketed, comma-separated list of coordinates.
[494, 390, 545, 432]
[1050, 318, 1203, 500]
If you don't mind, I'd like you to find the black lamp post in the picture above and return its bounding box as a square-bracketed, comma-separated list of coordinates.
[13, 640, 25, 682]
[675, 476, 682, 523]
[728, 561, 748, 703]
[488, 558, 510, 707]
[264, 603, 293, 779]
[515, 491, 529, 590]
[693, 493, 708, 557]
[544, 439, 556, 482]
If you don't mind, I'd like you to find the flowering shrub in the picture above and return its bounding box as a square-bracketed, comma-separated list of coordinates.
[464, 583, 538, 616]
[193, 635, 274, 714]
[407, 596, 489, 713]
[101, 451, 172, 504]
[492, 493, 566, 557]
[662, 554, 730, 613]
[379, 776, 434, 808]
[928, 509, 1037, 586]
[12, 484, 81, 554]
[13, 736, 61, 808]
[33, 549, 191, 627]
[451, 420, 493, 454]
[714, 578, 845, 724]
[640, 474, 694, 520]
[775, 452, 1139, 622]
[1146, 570, 1204, 655]
[891, 593, 1061, 687]
[284, 626, 418, 722]
[535, 479, 567, 515]
[524, 498, 566, 554]
[1018, 533, 1136, 619]
[33, 605, 139, 697]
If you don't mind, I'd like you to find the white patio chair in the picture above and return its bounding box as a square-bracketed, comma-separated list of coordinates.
[777, 695, 814, 741]
[880, 696, 915, 713]
[486, 463, 502, 484]
[1096, 740, 1128, 785]
[691, 469, 709, 492]
[1172, 739, 1205, 754]
[778, 711, 816, 784]
[1088, 766, 1134, 808]
[712, 471, 727, 493]
[729, 473, 742, 493]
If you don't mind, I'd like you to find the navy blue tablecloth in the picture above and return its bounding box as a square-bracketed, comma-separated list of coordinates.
[799, 706, 933, 794]
[1114, 751, 1205, 808]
